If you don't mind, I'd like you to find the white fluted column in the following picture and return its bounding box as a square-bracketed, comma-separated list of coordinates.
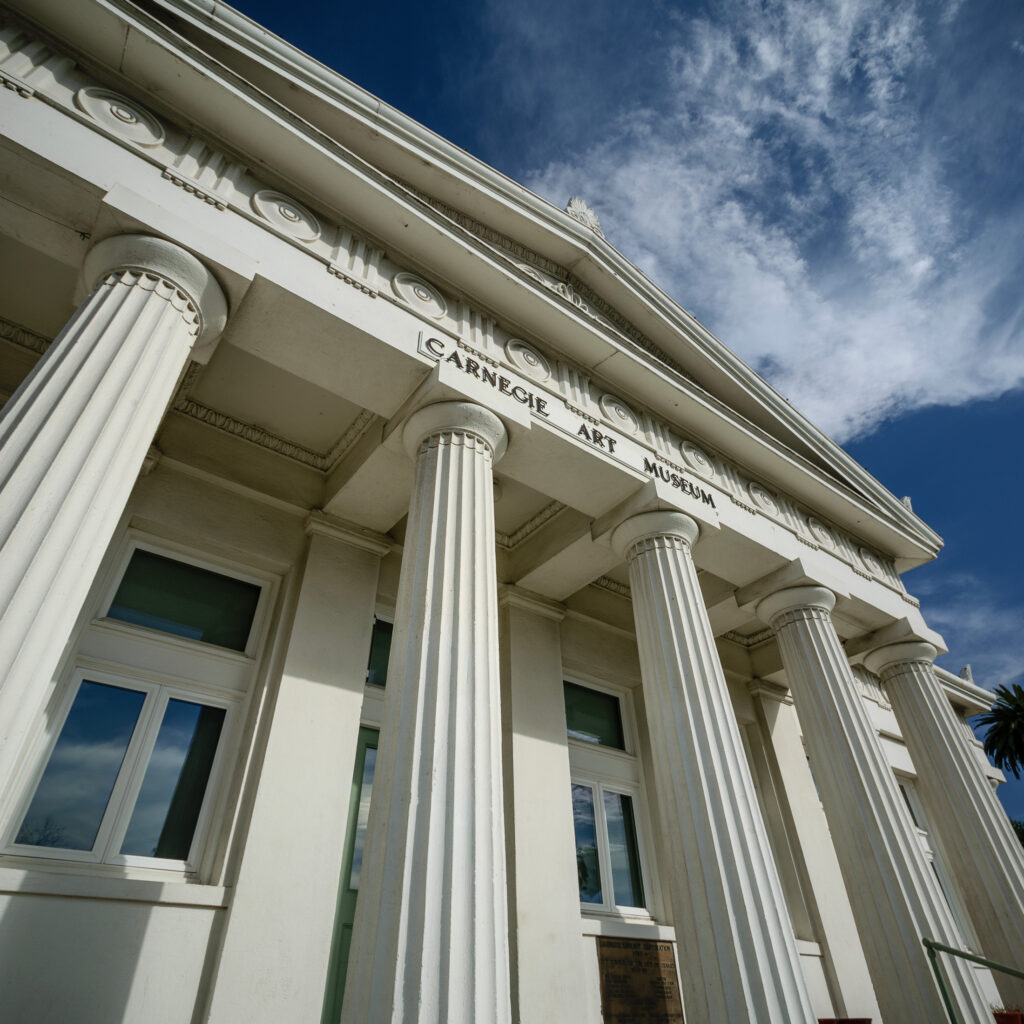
[0, 234, 226, 779]
[757, 586, 992, 1024]
[340, 401, 512, 1024]
[611, 511, 815, 1024]
[866, 641, 1024, 1006]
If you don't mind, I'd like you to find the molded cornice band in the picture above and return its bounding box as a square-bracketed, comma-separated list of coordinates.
[402, 400, 508, 462]
[84, 234, 228, 346]
[756, 584, 836, 626]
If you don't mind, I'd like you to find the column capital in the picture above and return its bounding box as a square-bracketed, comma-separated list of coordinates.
[402, 399, 508, 462]
[755, 584, 836, 626]
[864, 641, 938, 678]
[84, 234, 228, 349]
[610, 509, 699, 559]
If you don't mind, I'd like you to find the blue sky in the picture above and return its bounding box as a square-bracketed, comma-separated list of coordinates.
[229, 0, 1024, 812]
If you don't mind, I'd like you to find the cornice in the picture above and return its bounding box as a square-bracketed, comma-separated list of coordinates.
[494, 500, 566, 550]
[404, 184, 697, 386]
[108, 0, 941, 561]
[0, 315, 49, 355]
[933, 665, 995, 715]
[721, 628, 775, 649]
[0, 5, 938, 575]
[497, 585, 566, 621]
[305, 510, 393, 556]
[591, 576, 631, 599]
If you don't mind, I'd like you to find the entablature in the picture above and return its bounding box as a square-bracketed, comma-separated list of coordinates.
[2, 0, 942, 571]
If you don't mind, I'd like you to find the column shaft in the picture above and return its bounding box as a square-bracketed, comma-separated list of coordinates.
[0, 236, 225, 784]
[341, 403, 511, 1024]
[761, 590, 991, 1024]
[616, 512, 815, 1023]
[872, 644, 1024, 1007]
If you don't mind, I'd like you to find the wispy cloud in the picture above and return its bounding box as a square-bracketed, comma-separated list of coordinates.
[489, 0, 1024, 441]
[914, 572, 1024, 692]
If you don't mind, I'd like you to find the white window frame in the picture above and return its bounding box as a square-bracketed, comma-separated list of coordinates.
[3, 665, 236, 871]
[96, 534, 275, 660]
[1, 534, 276, 879]
[564, 675, 657, 921]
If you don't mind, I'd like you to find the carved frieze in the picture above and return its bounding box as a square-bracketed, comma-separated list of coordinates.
[391, 272, 447, 319]
[251, 189, 322, 243]
[505, 338, 552, 382]
[74, 87, 165, 147]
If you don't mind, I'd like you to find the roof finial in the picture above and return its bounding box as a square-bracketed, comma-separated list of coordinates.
[565, 196, 604, 238]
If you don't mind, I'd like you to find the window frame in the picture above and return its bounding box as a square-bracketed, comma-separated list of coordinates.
[96, 535, 275, 660]
[1, 533, 277, 880]
[3, 665, 236, 871]
[563, 674, 657, 921]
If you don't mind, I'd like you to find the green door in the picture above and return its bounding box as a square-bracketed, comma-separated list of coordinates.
[321, 726, 379, 1023]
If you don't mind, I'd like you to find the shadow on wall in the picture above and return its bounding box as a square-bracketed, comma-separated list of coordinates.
[0, 884, 220, 1024]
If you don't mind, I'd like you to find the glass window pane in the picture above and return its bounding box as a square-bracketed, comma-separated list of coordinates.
[571, 783, 603, 904]
[108, 550, 261, 651]
[603, 791, 645, 908]
[366, 620, 393, 688]
[899, 784, 921, 828]
[564, 682, 624, 749]
[16, 681, 145, 850]
[348, 745, 377, 890]
[120, 699, 226, 859]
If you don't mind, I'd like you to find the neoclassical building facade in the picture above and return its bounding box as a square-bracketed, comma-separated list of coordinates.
[0, 2, 1021, 1022]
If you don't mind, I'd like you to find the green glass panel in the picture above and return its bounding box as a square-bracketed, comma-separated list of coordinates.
[16, 681, 144, 850]
[120, 700, 225, 859]
[108, 550, 260, 651]
[347, 745, 377, 889]
[366, 619, 392, 688]
[322, 727, 379, 1024]
[571, 783, 603, 904]
[603, 790, 645, 908]
[564, 682, 625, 749]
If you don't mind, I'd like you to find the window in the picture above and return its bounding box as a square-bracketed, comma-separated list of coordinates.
[12, 672, 228, 865]
[107, 548, 262, 652]
[365, 618, 393, 688]
[564, 680, 653, 916]
[4, 539, 270, 872]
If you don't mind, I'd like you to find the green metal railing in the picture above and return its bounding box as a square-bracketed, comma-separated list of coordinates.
[924, 937, 1024, 1024]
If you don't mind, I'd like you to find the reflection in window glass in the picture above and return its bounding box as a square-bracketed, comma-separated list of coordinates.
[108, 550, 260, 651]
[564, 682, 625, 749]
[120, 699, 225, 859]
[16, 681, 145, 850]
[604, 791, 645, 908]
[348, 746, 377, 890]
[572, 784, 603, 904]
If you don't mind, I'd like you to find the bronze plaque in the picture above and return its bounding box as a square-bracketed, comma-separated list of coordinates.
[596, 937, 685, 1024]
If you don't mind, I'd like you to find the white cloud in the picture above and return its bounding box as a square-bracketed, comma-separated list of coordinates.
[512, 0, 1024, 441]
